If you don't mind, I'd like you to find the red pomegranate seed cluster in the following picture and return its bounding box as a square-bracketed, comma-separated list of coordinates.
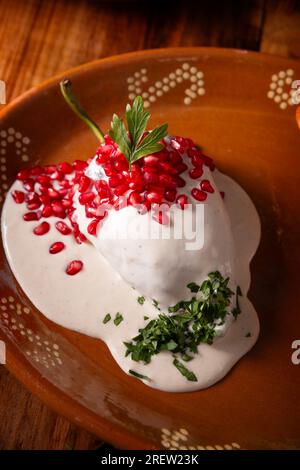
[75, 134, 217, 227]
[11, 134, 219, 274]
[14, 160, 88, 275]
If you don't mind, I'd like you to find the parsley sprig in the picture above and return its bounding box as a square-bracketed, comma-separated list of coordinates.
[124, 272, 241, 381]
[129, 370, 151, 382]
[109, 97, 168, 169]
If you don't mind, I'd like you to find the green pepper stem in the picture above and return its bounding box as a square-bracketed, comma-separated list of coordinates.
[60, 79, 105, 143]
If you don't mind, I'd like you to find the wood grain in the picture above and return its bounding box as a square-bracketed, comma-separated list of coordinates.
[0, 0, 299, 450]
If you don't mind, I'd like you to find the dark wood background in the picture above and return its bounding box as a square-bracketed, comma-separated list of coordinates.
[0, 0, 299, 450]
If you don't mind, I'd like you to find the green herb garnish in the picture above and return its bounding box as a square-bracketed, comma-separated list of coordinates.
[144, 316, 149, 320]
[129, 370, 151, 382]
[137, 296, 145, 305]
[152, 299, 160, 310]
[124, 272, 238, 374]
[114, 312, 124, 326]
[245, 332, 252, 338]
[109, 97, 168, 169]
[187, 282, 200, 293]
[103, 313, 111, 324]
[232, 285, 242, 319]
[173, 358, 198, 382]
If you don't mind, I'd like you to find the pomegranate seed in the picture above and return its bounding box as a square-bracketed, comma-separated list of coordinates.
[44, 165, 57, 174]
[78, 175, 91, 193]
[200, 180, 214, 193]
[114, 155, 128, 171]
[158, 174, 176, 189]
[185, 138, 195, 149]
[191, 155, 204, 168]
[79, 192, 95, 205]
[23, 212, 39, 221]
[57, 189, 68, 198]
[104, 134, 115, 146]
[146, 188, 164, 204]
[73, 160, 88, 171]
[165, 189, 176, 202]
[23, 179, 35, 192]
[48, 188, 61, 199]
[29, 166, 43, 176]
[59, 179, 71, 189]
[27, 202, 41, 210]
[49, 241, 65, 254]
[220, 191, 225, 199]
[95, 179, 108, 190]
[108, 175, 123, 188]
[17, 169, 30, 181]
[191, 188, 207, 202]
[159, 162, 178, 175]
[143, 155, 160, 166]
[142, 165, 158, 174]
[12, 190, 25, 204]
[130, 163, 142, 173]
[169, 151, 182, 165]
[174, 176, 186, 188]
[61, 198, 72, 208]
[39, 186, 49, 195]
[103, 163, 116, 176]
[87, 219, 99, 235]
[176, 194, 188, 209]
[33, 221, 50, 236]
[97, 144, 114, 158]
[65, 260, 83, 276]
[189, 167, 203, 179]
[96, 153, 109, 165]
[76, 232, 87, 243]
[98, 187, 111, 199]
[51, 201, 66, 218]
[40, 194, 50, 205]
[114, 184, 128, 196]
[175, 163, 188, 174]
[128, 182, 143, 191]
[143, 171, 159, 185]
[202, 155, 215, 171]
[85, 205, 97, 218]
[155, 148, 168, 160]
[55, 221, 72, 235]
[50, 170, 64, 181]
[42, 205, 53, 217]
[58, 162, 73, 174]
[37, 175, 51, 186]
[187, 148, 201, 158]
[25, 192, 39, 203]
[170, 139, 183, 152]
[128, 191, 142, 206]
[152, 210, 169, 225]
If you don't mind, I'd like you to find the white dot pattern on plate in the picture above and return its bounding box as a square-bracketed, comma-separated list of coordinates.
[0, 295, 63, 369]
[267, 69, 295, 109]
[160, 428, 241, 450]
[0, 128, 31, 202]
[127, 63, 206, 108]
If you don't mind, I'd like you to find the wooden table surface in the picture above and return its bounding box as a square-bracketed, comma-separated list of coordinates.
[0, 0, 299, 450]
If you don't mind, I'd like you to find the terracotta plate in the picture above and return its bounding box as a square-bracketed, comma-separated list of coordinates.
[0, 48, 300, 450]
